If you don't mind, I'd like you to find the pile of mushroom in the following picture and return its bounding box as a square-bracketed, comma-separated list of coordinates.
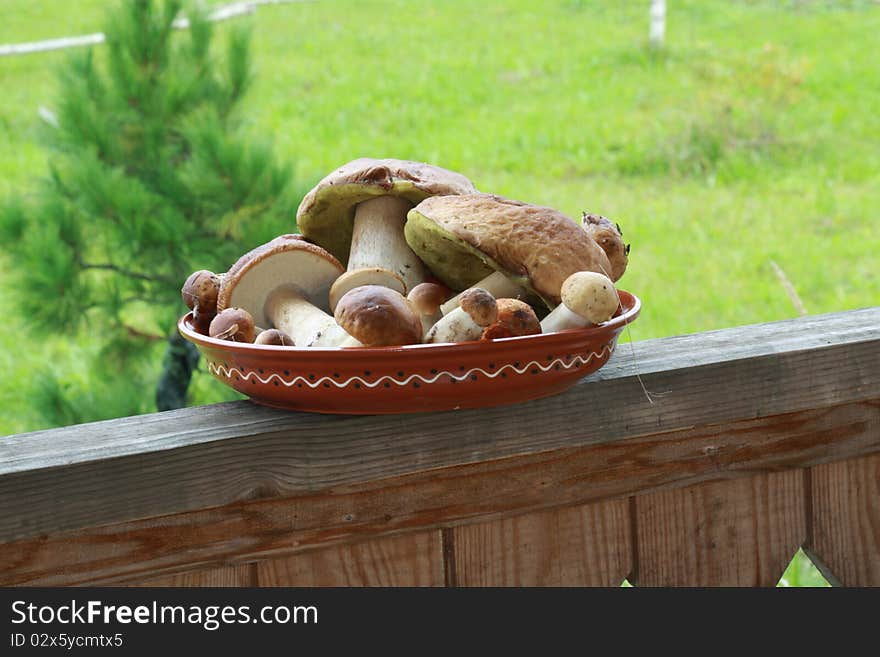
[182, 158, 629, 348]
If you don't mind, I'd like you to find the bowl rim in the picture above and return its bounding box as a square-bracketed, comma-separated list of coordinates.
[179, 290, 641, 354]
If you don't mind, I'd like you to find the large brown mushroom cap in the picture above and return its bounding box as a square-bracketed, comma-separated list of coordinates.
[297, 158, 477, 265]
[217, 234, 343, 327]
[334, 285, 423, 347]
[405, 193, 613, 308]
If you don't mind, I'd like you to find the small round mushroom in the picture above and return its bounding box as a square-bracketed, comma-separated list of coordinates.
[297, 159, 477, 310]
[254, 328, 294, 346]
[482, 299, 541, 340]
[582, 213, 629, 282]
[407, 281, 452, 338]
[334, 285, 423, 347]
[182, 269, 221, 332]
[540, 271, 620, 334]
[217, 234, 357, 347]
[425, 288, 497, 344]
[209, 307, 256, 343]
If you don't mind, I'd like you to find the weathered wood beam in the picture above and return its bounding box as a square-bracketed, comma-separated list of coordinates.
[2, 399, 877, 585]
[0, 308, 877, 584]
[1, 307, 876, 545]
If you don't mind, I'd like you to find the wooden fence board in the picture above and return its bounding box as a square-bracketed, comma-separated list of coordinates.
[806, 454, 880, 586]
[453, 499, 631, 586]
[257, 531, 443, 586]
[2, 401, 876, 586]
[1, 308, 876, 545]
[132, 564, 254, 587]
[634, 471, 806, 586]
[1, 308, 878, 587]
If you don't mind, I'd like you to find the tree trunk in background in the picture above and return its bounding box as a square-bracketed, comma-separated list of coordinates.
[155, 332, 201, 411]
[650, 0, 666, 48]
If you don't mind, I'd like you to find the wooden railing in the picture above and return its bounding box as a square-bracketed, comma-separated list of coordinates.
[1, 307, 877, 586]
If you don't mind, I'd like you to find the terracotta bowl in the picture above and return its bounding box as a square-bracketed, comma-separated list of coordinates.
[178, 290, 641, 414]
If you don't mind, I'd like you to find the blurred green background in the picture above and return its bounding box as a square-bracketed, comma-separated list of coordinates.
[1, 0, 877, 585]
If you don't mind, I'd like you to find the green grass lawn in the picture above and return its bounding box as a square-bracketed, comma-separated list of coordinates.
[0, 0, 876, 585]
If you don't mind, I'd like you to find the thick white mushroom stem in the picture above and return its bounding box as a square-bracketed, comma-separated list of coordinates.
[440, 271, 526, 316]
[265, 286, 362, 347]
[540, 304, 591, 333]
[424, 307, 483, 344]
[349, 195, 426, 292]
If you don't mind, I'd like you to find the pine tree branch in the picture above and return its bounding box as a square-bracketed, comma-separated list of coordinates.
[123, 325, 165, 342]
[80, 261, 176, 286]
[121, 295, 162, 306]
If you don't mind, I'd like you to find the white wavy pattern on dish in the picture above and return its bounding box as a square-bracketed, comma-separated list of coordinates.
[208, 343, 615, 389]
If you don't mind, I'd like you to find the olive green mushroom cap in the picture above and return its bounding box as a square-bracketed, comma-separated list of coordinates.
[296, 158, 477, 265]
[404, 193, 613, 308]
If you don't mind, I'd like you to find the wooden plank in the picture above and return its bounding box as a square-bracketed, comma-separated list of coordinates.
[453, 499, 631, 586]
[806, 454, 880, 586]
[257, 531, 443, 586]
[3, 401, 875, 586]
[131, 564, 253, 587]
[1, 308, 877, 544]
[634, 471, 806, 586]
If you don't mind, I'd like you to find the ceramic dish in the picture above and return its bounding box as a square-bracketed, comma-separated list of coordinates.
[178, 290, 641, 414]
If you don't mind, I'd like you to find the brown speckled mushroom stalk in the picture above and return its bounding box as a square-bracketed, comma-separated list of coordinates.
[296, 159, 477, 310]
[540, 271, 620, 333]
[482, 299, 541, 340]
[425, 288, 497, 344]
[334, 285, 423, 347]
[217, 235, 360, 347]
[209, 307, 256, 343]
[407, 281, 452, 338]
[582, 213, 629, 282]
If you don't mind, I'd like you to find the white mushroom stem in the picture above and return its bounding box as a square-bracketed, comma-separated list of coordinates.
[440, 271, 526, 316]
[349, 195, 425, 292]
[425, 307, 483, 344]
[265, 286, 361, 347]
[540, 304, 590, 333]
